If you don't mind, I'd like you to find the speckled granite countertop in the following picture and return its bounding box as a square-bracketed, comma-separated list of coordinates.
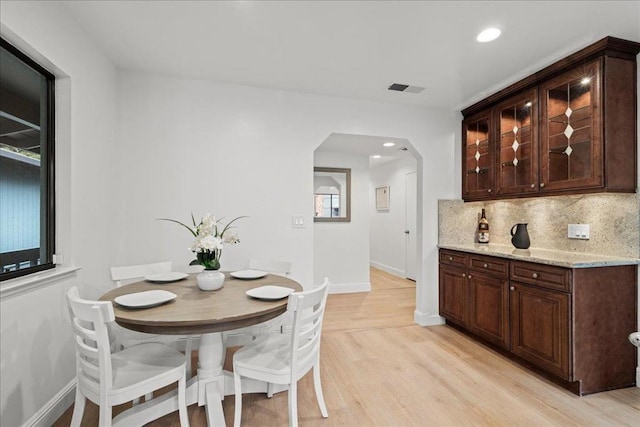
[438, 243, 640, 268]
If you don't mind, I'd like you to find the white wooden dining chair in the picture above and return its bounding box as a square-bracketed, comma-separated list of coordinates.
[66, 286, 190, 427]
[223, 258, 292, 347]
[248, 258, 291, 277]
[110, 261, 173, 288]
[110, 262, 195, 377]
[233, 277, 330, 427]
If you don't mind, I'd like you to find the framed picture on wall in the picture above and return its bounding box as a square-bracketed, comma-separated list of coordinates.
[376, 186, 390, 210]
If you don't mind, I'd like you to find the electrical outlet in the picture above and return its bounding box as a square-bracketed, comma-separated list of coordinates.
[568, 224, 590, 240]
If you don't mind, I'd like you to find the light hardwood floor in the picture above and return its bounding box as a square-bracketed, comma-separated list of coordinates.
[55, 267, 639, 426]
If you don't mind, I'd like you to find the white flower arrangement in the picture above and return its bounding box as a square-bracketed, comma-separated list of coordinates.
[159, 213, 245, 270]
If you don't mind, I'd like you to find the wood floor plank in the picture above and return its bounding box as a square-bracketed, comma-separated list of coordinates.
[53, 267, 639, 426]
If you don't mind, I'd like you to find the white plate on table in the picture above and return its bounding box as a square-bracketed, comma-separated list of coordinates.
[144, 272, 188, 283]
[115, 290, 177, 308]
[231, 269, 268, 280]
[246, 285, 294, 301]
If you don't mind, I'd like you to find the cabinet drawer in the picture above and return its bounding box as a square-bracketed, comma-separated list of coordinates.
[439, 250, 467, 268]
[510, 261, 572, 292]
[469, 254, 508, 278]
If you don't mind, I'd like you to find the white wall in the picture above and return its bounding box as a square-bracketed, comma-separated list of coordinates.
[115, 71, 459, 301]
[369, 156, 417, 277]
[0, 1, 118, 426]
[314, 151, 370, 291]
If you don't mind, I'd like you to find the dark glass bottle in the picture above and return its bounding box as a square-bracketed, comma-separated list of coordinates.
[478, 209, 490, 243]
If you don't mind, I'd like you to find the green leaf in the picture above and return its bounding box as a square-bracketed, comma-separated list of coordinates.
[220, 215, 248, 237]
[156, 218, 198, 237]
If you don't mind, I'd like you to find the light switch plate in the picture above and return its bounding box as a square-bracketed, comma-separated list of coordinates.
[292, 216, 305, 229]
[568, 224, 590, 240]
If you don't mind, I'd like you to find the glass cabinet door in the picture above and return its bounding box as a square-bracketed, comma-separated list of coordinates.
[495, 89, 538, 196]
[462, 111, 493, 200]
[540, 59, 602, 191]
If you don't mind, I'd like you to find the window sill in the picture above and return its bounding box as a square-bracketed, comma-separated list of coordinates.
[0, 266, 81, 300]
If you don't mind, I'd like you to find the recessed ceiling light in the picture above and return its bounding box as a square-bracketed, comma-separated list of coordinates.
[477, 28, 501, 43]
[383, 142, 395, 147]
[372, 155, 381, 159]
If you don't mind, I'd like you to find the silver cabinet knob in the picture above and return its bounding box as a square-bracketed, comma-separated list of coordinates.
[462, 273, 466, 278]
[468, 275, 472, 279]
[449, 256, 453, 261]
[540, 183, 545, 188]
[510, 286, 515, 291]
[483, 263, 488, 268]
[532, 273, 538, 279]
[488, 189, 492, 193]
[531, 184, 535, 188]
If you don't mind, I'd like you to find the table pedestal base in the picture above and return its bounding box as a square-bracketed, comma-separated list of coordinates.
[112, 331, 286, 426]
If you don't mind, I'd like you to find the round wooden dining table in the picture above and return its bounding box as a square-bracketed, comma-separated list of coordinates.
[100, 271, 302, 427]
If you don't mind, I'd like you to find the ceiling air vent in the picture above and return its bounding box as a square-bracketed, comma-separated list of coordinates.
[388, 83, 425, 94]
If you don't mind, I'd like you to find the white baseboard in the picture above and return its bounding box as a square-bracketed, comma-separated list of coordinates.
[369, 260, 405, 278]
[414, 310, 445, 326]
[24, 378, 75, 427]
[328, 282, 371, 294]
[636, 367, 640, 387]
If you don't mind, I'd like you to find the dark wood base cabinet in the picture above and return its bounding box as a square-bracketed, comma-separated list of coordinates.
[439, 249, 638, 395]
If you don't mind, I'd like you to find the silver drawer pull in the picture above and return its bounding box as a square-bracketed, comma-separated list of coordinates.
[532, 273, 538, 279]
[449, 256, 453, 261]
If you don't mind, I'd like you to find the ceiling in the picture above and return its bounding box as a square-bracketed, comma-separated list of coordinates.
[59, 1, 639, 162]
[317, 133, 414, 167]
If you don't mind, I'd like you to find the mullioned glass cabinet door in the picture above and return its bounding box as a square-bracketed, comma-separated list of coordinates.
[495, 89, 538, 196]
[462, 111, 494, 200]
[540, 59, 602, 192]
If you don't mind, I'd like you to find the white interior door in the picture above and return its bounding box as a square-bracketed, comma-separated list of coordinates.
[405, 172, 417, 281]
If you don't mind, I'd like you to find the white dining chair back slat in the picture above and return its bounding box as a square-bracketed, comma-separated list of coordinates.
[233, 277, 330, 427]
[66, 286, 190, 427]
[110, 261, 172, 287]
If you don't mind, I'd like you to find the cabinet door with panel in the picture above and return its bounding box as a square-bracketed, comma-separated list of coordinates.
[438, 264, 468, 326]
[540, 59, 602, 192]
[509, 281, 571, 380]
[468, 271, 509, 349]
[495, 89, 539, 196]
[462, 110, 494, 200]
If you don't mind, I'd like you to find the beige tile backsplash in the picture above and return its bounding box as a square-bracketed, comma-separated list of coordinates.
[439, 193, 640, 258]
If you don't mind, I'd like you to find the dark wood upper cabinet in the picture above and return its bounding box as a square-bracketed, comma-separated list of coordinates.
[461, 36, 640, 202]
[540, 59, 602, 192]
[495, 89, 538, 196]
[462, 110, 494, 200]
